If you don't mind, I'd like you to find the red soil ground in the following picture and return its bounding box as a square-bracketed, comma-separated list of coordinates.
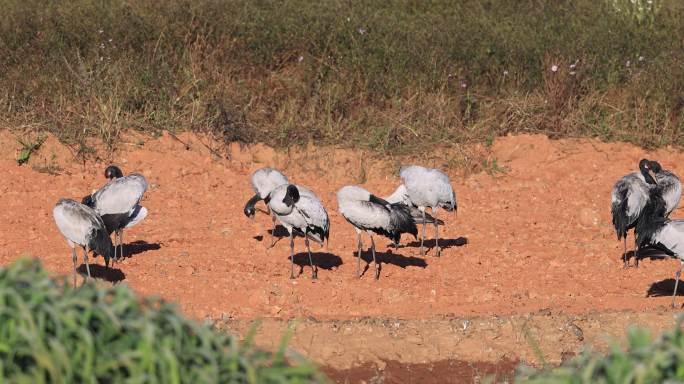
[2, 131, 684, 380]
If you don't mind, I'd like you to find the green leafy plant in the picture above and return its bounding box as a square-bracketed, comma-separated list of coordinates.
[16, 135, 46, 165]
[0, 258, 325, 383]
[517, 318, 684, 383]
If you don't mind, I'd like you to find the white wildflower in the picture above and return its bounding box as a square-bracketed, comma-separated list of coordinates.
[551, 65, 558, 72]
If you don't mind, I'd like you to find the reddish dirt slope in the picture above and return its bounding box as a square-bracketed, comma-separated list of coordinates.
[2, 131, 684, 321]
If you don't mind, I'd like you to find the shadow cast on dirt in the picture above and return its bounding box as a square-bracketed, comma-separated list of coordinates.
[404, 236, 468, 250]
[349, 248, 428, 278]
[76, 264, 125, 283]
[122, 240, 161, 258]
[647, 278, 684, 298]
[622, 246, 671, 266]
[292, 252, 343, 270]
[253, 225, 289, 244]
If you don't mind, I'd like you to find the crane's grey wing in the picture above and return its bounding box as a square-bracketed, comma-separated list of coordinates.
[626, 176, 651, 219]
[400, 165, 454, 208]
[54, 200, 93, 246]
[295, 194, 329, 243]
[385, 184, 411, 205]
[611, 172, 649, 239]
[251, 168, 288, 198]
[658, 170, 682, 215]
[653, 222, 684, 256]
[92, 174, 147, 215]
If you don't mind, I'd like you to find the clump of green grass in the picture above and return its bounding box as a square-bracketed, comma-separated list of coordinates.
[2, 0, 684, 154]
[15, 134, 46, 165]
[0, 258, 324, 383]
[517, 318, 684, 383]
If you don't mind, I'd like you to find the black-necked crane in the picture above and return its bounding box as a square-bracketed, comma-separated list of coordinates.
[611, 159, 658, 267]
[82, 166, 148, 262]
[267, 184, 329, 279]
[53, 198, 114, 286]
[337, 185, 417, 279]
[395, 165, 456, 257]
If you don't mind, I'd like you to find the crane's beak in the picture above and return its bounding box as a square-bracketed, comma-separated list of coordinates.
[649, 169, 658, 185]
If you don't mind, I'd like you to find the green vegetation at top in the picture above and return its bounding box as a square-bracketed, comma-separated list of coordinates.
[517, 319, 684, 383]
[0, 258, 323, 383]
[2, 0, 684, 154]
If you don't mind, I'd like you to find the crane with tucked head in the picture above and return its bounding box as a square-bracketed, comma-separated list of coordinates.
[267, 184, 329, 279]
[337, 185, 417, 279]
[53, 198, 114, 286]
[82, 165, 148, 262]
[396, 165, 456, 257]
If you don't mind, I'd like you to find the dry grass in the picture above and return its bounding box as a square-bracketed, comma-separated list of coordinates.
[2, 0, 684, 156]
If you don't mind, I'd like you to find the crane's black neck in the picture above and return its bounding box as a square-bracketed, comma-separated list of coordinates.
[639, 160, 656, 185]
[635, 185, 668, 249]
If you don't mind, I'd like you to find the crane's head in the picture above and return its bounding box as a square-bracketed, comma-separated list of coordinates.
[81, 194, 94, 207]
[243, 193, 261, 218]
[638, 159, 657, 185]
[282, 184, 300, 207]
[649, 160, 663, 174]
[104, 165, 124, 180]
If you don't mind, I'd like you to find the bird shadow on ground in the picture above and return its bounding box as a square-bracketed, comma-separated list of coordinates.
[122, 240, 161, 258]
[404, 236, 468, 250]
[353, 248, 428, 275]
[623, 246, 671, 265]
[647, 278, 684, 297]
[292, 252, 343, 271]
[76, 264, 125, 283]
[253, 225, 289, 243]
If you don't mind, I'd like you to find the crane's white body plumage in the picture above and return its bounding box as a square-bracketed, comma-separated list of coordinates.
[53, 198, 113, 285]
[400, 165, 456, 211]
[339, 186, 393, 234]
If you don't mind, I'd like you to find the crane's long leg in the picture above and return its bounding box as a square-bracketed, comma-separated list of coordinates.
[634, 236, 639, 268]
[623, 236, 628, 268]
[672, 261, 684, 308]
[305, 234, 317, 279]
[269, 215, 277, 248]
[420, 210, 426, 257]
[371, 236, 379, 280]
[433, 208, 440, 257]
[72, 247, 78, 288]
[119, 229, 125, 261]
[289, 232, 296, 279]
[111, 231, 118, 265]
[84, 245, 92, 281]
[356, 231, 363, 278]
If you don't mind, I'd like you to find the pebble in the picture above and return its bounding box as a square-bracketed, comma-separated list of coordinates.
[578, 208, 600, 227]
